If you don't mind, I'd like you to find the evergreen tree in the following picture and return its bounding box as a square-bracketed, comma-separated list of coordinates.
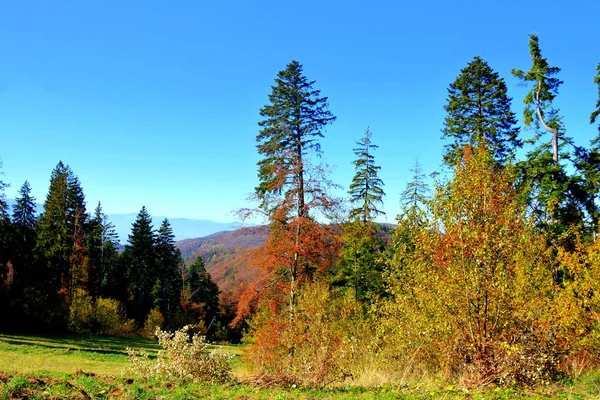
[88, 202, 119, 297]
[11, 181, 38, 279]
[36, 162, 71, 295]
[443, 56, 521, 166]
[400, 159, 430, 216]
[186, 256, 219, 318]
[0, 161, 12, 315]
[256, 59, 336, 219]
[512, 35, 589, 237]
[333, 221, 385, 301]
[591, 63, 600, 132]
[348, 128, 385, 222]
[154, 218, 183, 319]
[124, 206, 156, 325]
[255, 60, 337, 320]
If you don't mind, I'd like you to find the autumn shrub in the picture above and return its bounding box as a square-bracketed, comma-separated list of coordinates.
[95, 297, 136, 336]
[381, 146, 560, 387]
[244, 282, 375, 387]
[68, 288, 94, 333]
[551, 233, 600, 376]
[69, 289, 135, 336]
[126, 325, 232, 384]
[141, 307, 164, 339]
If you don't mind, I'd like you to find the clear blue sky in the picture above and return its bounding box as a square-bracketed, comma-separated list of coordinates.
[1, 0, 599, 223]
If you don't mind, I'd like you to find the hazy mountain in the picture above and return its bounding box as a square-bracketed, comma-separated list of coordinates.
[107, 214, 256, 243]
[5, 199, 255, 243]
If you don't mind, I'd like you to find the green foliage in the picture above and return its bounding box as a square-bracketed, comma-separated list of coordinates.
[154, 219, 183, 318]
[512, 35, 590, 237]
[69, 288, 136, 336]
[255, 59, 336, 218]
[124, 206, 156, 326]
[87, 202, 119, 298]
[348, 128, 385, 222]
[68, 288, 95, 333]
[591, 63, 600, 130]
[333, 221, 386, 301]
[443, 56, 521, 166]
[142, 307, 164, 339]
[94, 297, 136, 337]
[186, 256, 220, 315]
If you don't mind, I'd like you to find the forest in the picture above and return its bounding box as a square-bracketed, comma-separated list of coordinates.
[2, 33, 600, 389]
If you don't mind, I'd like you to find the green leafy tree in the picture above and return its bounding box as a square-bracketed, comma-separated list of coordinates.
[512, 34, 589, 237]
[443, 56, 521, 166]
[154, 218, 183, 319]
[254, 59, 337, 320]
[124, 206, 156, 325]
[348, 128, 385, 222]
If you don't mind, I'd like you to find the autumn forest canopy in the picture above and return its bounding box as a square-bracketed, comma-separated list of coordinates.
[2, 34, 600, 388]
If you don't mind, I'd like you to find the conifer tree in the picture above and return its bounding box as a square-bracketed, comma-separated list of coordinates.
[443, 56, 521, 166]
[11, 181, 38, 276]
[88, 202, 119, 297]
[254, 60, 337, 320]
[36, 162, 71, 295]
[591, 63, 600, 132]
[186, 256, 219, 319]
[348, 128, 385, 223]
[154, 218, 183, 318]
[512, 35, 589, 236]
[124, 206, 156, 325]
[0, 162, 12, 309]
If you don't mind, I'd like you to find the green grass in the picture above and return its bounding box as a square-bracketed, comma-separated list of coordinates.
[1, 333, 600, 399]
[0, 332, 241, 377]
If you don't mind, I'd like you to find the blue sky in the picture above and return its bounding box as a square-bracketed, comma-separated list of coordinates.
[1, 0, 599, 223]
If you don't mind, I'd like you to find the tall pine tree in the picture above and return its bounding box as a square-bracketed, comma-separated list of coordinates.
[154, 218, 183, 320]
[124, 206, 156, 325]
[11, 181, 38, 282]
[255, 60, 337, 320]
[443, 56, 521, 166]
[348, 128, 385, 223]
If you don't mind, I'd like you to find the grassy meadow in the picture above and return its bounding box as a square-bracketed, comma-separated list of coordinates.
[1, 333, 600, 399]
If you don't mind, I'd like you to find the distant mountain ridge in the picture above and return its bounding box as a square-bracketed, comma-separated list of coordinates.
[108, 213, 256, 243]
[5, 199, 255, 242]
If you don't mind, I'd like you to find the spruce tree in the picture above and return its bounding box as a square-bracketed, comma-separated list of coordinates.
[255, 60, 336, 320]
[443, 56, 521, 166]
[36, 162, 71, 294]
[11, 181, 38, 274]
[88, 202, 119, 297]
[256, 59, 336, 218]
[124, 206, 156, 325]
[186, 256, 219, 318]
[348, 128, 385, 223]
[154, 218, 183, 319]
